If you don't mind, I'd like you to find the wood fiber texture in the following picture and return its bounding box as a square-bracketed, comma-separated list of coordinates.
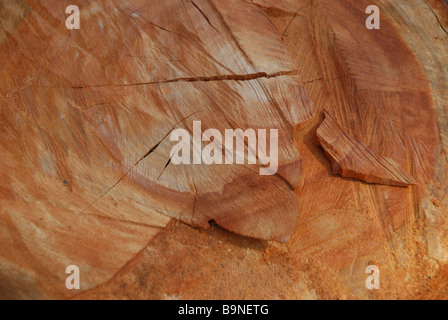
[1, 0, 447, 300]
[317, 111, 417, 187]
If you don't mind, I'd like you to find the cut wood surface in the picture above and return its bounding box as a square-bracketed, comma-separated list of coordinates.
[0, 0, 447, 300]
[0, 0, 316, 298]
[317, 111, 417, 187]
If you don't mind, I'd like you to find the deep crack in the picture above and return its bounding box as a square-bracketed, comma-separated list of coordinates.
[157, 158, 172, 181]
[52, 71, 297, 90]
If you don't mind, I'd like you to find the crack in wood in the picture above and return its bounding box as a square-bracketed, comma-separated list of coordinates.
[426, 0, 448, 35]
[190, 0, 220, 34]
[80, 111, 202, 215]
[50, 71, 297, 89]
[281, 5, 308, 40]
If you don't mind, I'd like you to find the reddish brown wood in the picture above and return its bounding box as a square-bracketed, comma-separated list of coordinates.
[1, 0, 447, 300]
[317, 111, 417, 187]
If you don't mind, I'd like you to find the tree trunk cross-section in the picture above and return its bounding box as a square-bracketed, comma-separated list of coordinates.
[1, 0, 447, 300]
[1, 0, 315, 297]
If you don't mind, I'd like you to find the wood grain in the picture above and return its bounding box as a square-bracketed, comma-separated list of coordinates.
[77, 0, 447, 300]
[1, 0, 447, 300]
[317, 111, 417, 187]
[0, 0, 314, 298]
